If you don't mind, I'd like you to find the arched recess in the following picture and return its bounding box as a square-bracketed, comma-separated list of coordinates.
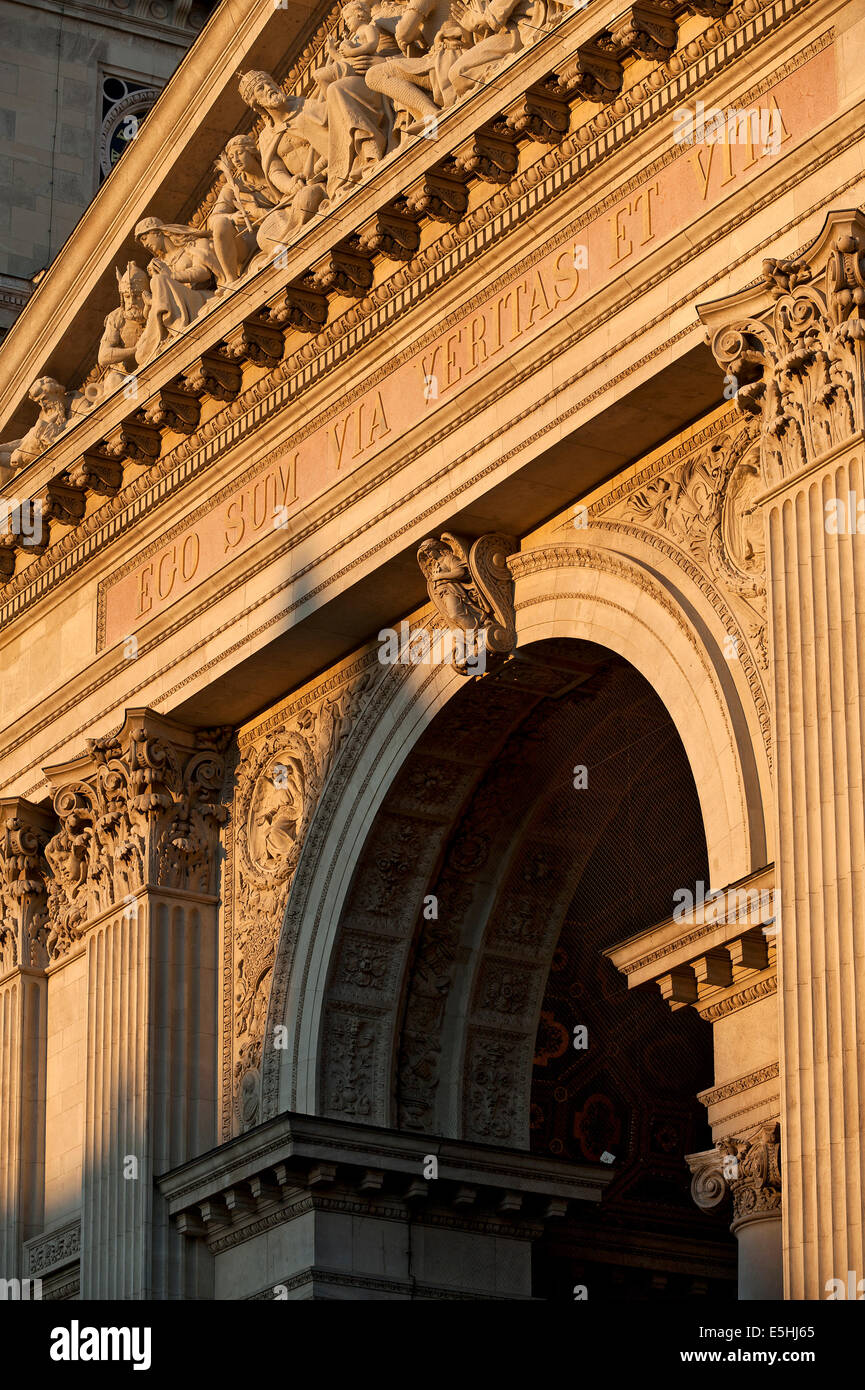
[260, 542, 772, 1126]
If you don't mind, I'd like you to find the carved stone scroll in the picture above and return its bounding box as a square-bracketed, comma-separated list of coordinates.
[417, 531, 518, 674]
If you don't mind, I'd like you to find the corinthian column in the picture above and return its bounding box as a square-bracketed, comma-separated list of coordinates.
[688, 1121, 782, 1300]
[700, 210, 865, 1298]
[0, 799, 53, 1283]
[43, 710, 230, 1299]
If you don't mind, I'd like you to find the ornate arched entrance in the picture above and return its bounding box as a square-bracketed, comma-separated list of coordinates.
[300, 637, 738, 1296]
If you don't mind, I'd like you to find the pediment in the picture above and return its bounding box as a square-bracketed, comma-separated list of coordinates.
[0, 0, 748, 562]
[0, 0, 338, 438]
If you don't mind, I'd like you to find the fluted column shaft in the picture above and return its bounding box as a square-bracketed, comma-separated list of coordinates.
[767, 442, 865, 1298]
[701, 210, 865, 1298]
[43, 708, 230, 1299]
[81, 893, 217, 1299]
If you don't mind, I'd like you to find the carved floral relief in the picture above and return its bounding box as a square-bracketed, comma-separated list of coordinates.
[228, 667, 377, 1132]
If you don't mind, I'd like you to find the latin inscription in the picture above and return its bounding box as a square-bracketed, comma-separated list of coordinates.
[100, 47, 834, 649]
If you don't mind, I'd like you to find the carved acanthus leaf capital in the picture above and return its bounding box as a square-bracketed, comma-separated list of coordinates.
[699, 209, 865, 490]
[0, 798, 55, 974]
[42, 709, 232, 959]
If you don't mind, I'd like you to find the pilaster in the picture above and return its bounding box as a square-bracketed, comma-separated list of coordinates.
[701, 209, 865, 1298]
[0, 798, 53, 1281]
[43, 709, 231, 1299]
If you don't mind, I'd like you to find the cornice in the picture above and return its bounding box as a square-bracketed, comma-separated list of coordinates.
[9, 0, 217, 45]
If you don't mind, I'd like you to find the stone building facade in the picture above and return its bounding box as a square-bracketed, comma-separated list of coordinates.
[0, 0, 862, 1300]
[0, 0, 219, 334]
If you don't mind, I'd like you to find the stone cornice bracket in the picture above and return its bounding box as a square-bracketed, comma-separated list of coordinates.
[417, 531, 518, 675]
[137, 384, 202, 435]
[0, 797, 55, 975]
[500, 82, 574, 142]
[687, 1120, 781, 1229]
[404, 169, 470, 224]
[698, 208, 865, 492]
[609, 4, 679, 62]
[307, 246, 375, 298]
[41, 709, 233, 961]
[181, 349, 244, 402]
[263, 284, 329, 336]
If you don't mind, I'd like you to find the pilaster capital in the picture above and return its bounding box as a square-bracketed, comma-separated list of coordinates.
[0, 797, 55, 973]
[699, 208, 865, 491]
[42, 708, 232, 960]
[687, 1120, 781, 1229]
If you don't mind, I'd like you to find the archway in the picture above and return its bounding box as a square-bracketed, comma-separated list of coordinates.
[309, 637, 738, 1296]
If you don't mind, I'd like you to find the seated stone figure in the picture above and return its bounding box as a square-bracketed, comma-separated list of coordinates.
[448, 0, 552, 97]
[311, 1, 403, 202]
[94, 262, 152, 396]
[237, 71, 329, 263]
[0, 376, 71, 475]
[133, 216, 222, 366]
[364, 16, 466, 135]
[210, 135, 283, 283]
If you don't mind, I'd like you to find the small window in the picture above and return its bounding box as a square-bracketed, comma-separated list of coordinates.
[98, 75, 162, 183]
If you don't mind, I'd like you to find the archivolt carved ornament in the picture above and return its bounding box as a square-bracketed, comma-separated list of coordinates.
[230, 666, 378, 1132]
[586, 418, 768, 670]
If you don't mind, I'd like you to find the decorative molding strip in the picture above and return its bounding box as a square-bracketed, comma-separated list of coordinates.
[697, 974, 778, 1021]
[698, 1061, 780, 1107]
[24, 1218, 81, 1277]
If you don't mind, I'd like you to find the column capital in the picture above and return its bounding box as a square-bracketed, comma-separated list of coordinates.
[687, 1120, 781, 1230]
[42, 708, 232, 960]
[0, 797, 55, 974]
[698, 207, 865, 491]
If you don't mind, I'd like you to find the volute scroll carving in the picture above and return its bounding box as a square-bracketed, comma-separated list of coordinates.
[687, 1119, 781, 1227]
[417, 530, 518, 673]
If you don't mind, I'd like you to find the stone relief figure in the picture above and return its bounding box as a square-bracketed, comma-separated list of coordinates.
[133, 216, 222, 366]
[418, 533, 490, 629]
[0, 376, 71, 473]
[248, 755, 307, 869]
[448, 0, 552, 98]
[364, 15, 466, 133]
[209, 136, 279, 284]
[1, 0, 567, 437]
[94, 262, 152, 395]
[237, 70, 329, 262]
[311, 1, 403, 202]
[417, 530, 517, 671]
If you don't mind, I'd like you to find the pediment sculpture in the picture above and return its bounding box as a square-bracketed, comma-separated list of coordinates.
[0, 0, 567, 475]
